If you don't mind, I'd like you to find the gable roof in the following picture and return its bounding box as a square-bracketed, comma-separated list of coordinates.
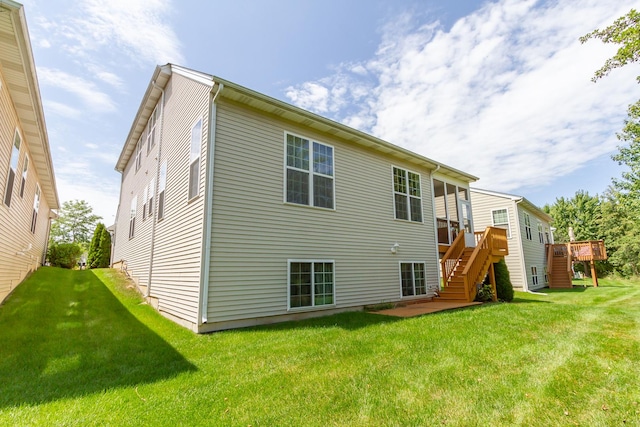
[0, 0, 58, 209]
[117, 64, 478, 184]
[470, 187, 552, 223]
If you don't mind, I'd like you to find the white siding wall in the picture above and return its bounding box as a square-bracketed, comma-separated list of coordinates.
[0, 69, 52, 302]
[113, 73, 211, 324]
[470, 191, 525, 289]
[518, 206, 551, 290]
[206, 100, 440, 324]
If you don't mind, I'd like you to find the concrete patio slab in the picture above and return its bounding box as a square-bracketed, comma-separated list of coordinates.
[372, 300, 482, 318]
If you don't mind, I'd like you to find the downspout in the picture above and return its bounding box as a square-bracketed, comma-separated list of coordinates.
[430, 164, 441, 291]
[146, 81, 166, 298]
[514, 197, 529, 292]
[199, 82, 224, 325]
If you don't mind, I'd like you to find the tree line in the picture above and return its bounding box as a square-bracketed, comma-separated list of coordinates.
[47, 199, 111, 269]
[544, 9, 640, 277]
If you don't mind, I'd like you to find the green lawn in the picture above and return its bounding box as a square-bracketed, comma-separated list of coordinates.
[1, 268, 639, 426]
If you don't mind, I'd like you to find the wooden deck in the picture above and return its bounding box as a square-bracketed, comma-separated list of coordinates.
[372, 300, 482, 318]
[546, 240, 607, 288]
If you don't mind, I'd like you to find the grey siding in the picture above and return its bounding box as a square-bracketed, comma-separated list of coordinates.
[113, 73, 211, 324]
[0, 69, 52, 302]
[470, 191, 525, 289]
[206, 100, 440, 324]
[518, 206, 551, 290]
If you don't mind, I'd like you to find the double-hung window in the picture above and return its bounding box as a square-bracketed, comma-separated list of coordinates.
[531, 266, 539, 286]
[524, 213, 532, 240]
[491, 208, 510, 238]
[288, 260, 334, 309]
[4, 131, 21, 207]
[135, 136, 143, 172]
[538, 222, 544, 244]
[147, 179, 154, 217]
[142, 186, 148, 220]
[285, 133, 334, 209]
[393, 167, 422, 222]
[19, 155, 28, 198]
[129, 196, 137, 239]
[400, 262, 427, 296]
[146, 107, 157, 154]
[188, 118, 202, 200]
[30, 185, 40, 233]
[158, 161, 167, 220]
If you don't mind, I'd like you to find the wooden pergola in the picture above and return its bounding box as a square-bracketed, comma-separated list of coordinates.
[546, 240, 607, 288]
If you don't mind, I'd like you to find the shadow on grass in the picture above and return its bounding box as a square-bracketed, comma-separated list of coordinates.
[545, 286, 588, 293]
[0, 268, 196, 408]
[243, 310, 405, 333]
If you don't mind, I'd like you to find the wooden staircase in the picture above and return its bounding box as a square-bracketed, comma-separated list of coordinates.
[438, 227, 508, 302]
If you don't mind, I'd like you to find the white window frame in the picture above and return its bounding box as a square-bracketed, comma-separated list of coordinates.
[147, 179, 154, 218]
[188, 118, 203, 200]
[135, 135, 143, 172]
[399, 261, 428, 297]
[537, 222, 544, 244]
[142, 186, 148, 220]
[287, 259, 336, 310]
[4, 130, 21, 208]
[146, 107, 157, 154]
[524, 213, 532, 240]
[491, 208, 511, 238]
[158, 160, 167, 220]
[129, 196, 137, 239]
[531, 265, 539, 286]
[392, 166, 423, 223]
[30, 184, 40, 233]
[19, 155, 28, 198]
[284, 132, 335, 210]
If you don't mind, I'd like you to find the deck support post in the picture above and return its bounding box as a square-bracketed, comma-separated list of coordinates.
[489, 263, 497, 302]
[590, 260, 598, 287]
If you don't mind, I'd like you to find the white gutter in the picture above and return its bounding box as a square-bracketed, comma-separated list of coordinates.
[146, 81, 166, 298]
[199, 82, 224, 325]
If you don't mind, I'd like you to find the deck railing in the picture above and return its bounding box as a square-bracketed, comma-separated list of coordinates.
[569, 240, 607, 261]
[441, 231, 466, 286]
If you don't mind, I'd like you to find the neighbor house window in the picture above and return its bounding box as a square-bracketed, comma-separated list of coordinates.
[538, 222, 544, 243]
[158, 161, 167, 220]
[188, 118, 202, 200]
[135, 136, 143, 172]
[524, 213, 532, 240]
[129, 196, 137, 239]
[142, 186, 148, 220]
[531, 266, 538, 286]
[288, 260, 334, 308]
[146, 107, 157, 154]
[19, 155, 28, 198]
[4, 131, 21, 207]
[491, 208, 511, 238]
[30, 185, 40, 233]
[400, 262, 427, 296]
[393, 167, 422, 222]
[147, 179, 154, 217]
[285, 133, 334, 209]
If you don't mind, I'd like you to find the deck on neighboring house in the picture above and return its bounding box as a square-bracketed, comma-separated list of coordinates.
[546, 240, 607, 288]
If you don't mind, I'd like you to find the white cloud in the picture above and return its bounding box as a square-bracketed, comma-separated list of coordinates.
[285, 0, 640, 193]
[43, 100, 82, 119]
[38, 67, 117, 112]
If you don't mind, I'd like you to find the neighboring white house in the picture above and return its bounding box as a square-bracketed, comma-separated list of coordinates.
[0, 0, 59, 302]
[112, 64, 482, 332]
[470, 188, 553, 291]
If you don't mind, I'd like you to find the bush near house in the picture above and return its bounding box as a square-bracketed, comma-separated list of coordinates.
[47, 242, 82, 269]
[495, 259, 514, 301]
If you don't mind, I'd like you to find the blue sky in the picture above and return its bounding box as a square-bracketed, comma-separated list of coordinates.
[19, 0, 640, 223]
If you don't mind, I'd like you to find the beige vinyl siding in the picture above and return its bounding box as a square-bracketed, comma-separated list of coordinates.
[146, 73, 210, 322]
[470, 191, 525, 289]
[518, 206, 550, 290]
[206, 100, 439, 323]
[0, 70, 52, 302]
[113, 73, 210, 324]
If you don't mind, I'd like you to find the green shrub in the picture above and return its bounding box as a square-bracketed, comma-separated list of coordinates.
[475, 283, 494, 302]
[495, 259, 514, 302]
[47, 242, 83, 269]
[97, 226, 112, 268]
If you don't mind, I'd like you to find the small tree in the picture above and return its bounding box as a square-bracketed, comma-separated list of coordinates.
[494, 259, 514, 302]
[87, 223, 105, 268]
[97, 226, 112, 268]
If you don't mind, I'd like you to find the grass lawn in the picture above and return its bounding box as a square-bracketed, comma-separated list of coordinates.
[1, 268, 639, 426]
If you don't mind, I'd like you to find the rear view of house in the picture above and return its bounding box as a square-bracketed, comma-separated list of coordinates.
[113, 64, 488, 332]
[470, 188, 553, 291]
[0, 1, 59, 302]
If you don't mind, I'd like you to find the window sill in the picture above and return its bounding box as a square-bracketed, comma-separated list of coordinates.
[287, 304, 336, 312]
[283, 202, 336, 212]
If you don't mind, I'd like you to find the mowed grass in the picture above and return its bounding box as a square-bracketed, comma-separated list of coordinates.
[1, 268, 639, 426]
